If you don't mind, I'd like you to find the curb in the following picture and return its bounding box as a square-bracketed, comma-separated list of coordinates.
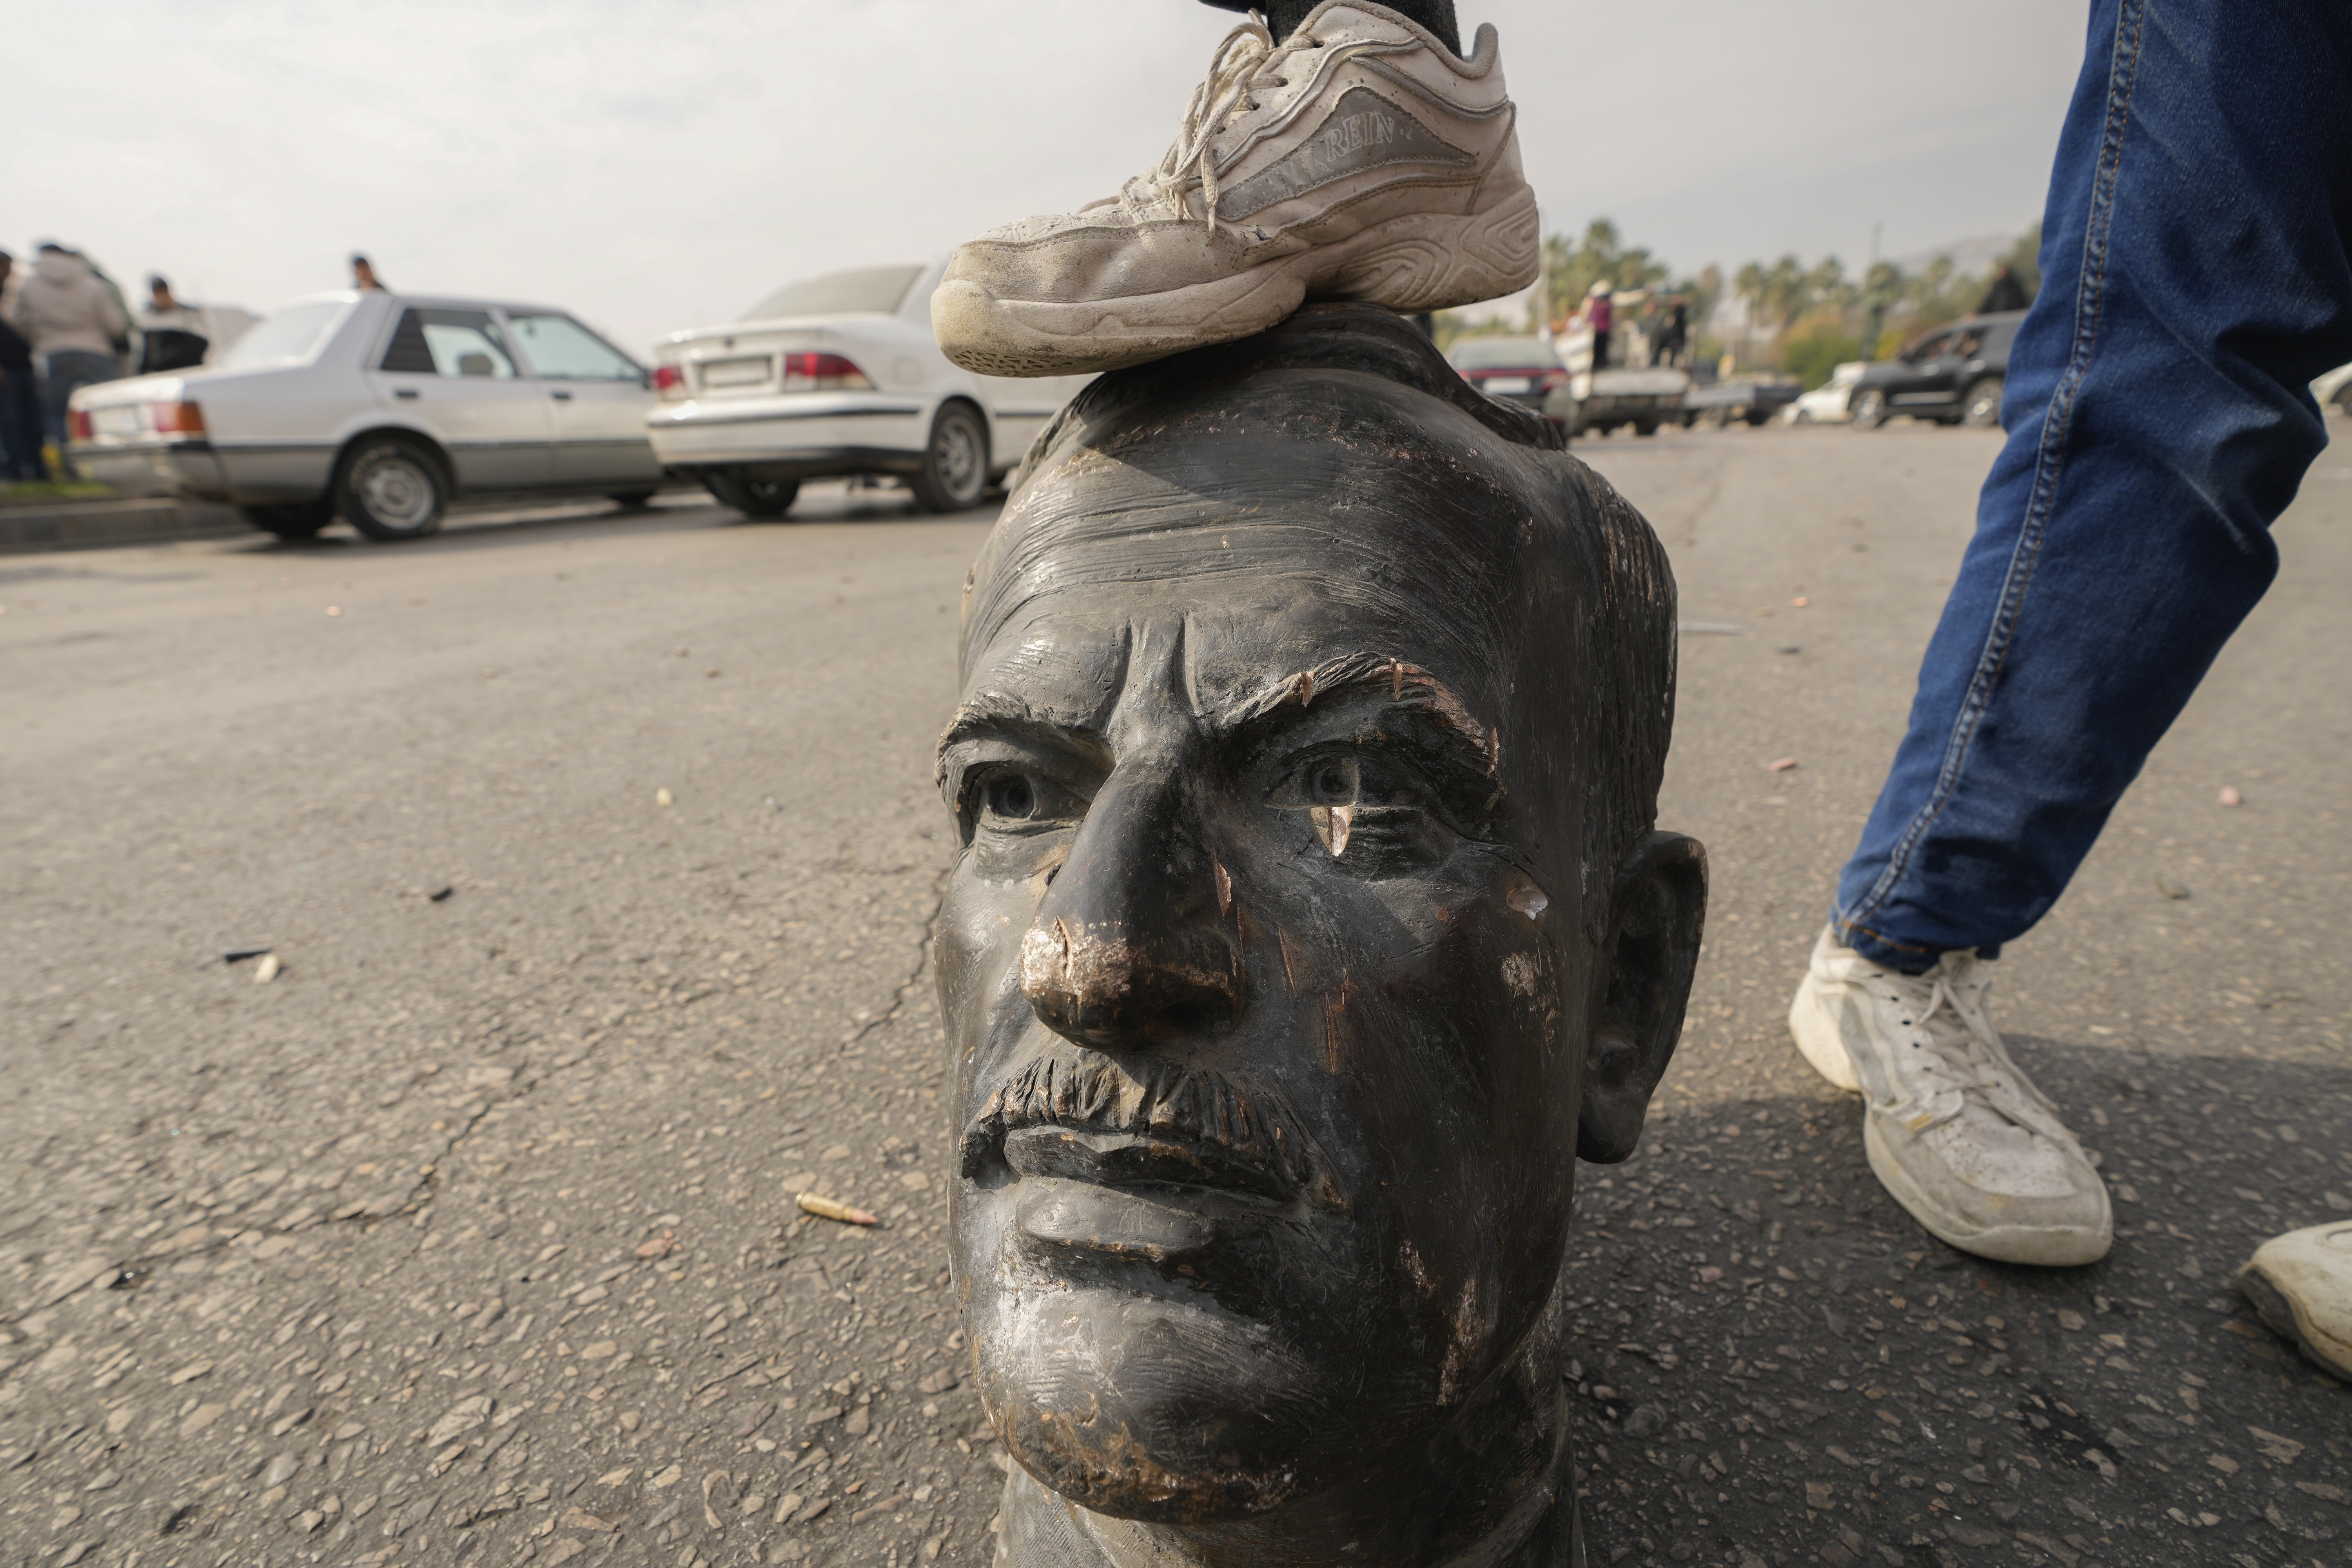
[0, 499, 255, 554]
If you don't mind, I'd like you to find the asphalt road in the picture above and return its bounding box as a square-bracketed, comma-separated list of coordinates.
[1, 426, 2346, 1568]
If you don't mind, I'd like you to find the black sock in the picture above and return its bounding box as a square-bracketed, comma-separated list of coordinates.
[1198, 0, 1463, 57]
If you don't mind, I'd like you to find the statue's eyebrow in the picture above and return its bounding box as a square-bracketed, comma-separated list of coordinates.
[1224, 653, 1505, 783]
[934, 692, 1112, 799]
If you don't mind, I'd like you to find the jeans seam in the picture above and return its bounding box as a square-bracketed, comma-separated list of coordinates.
[1840, 0, 2148, 947]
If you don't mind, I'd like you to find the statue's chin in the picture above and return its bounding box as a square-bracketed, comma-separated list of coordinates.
[995, 1404, 1306, 1523]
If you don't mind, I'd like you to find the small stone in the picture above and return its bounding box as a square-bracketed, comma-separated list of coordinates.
[1622, 1404, 1667, 1439]
[651, 1464, 684, 1488]
[169, 1359, 215, 1385]
[581, 1341, 619, 1360]
[655, 788, 674, 807]
[917, 1368, 959, 1396]
[263, 1454, 301, 1487]
[774, 1492, 805, 1525]
[2056, 1309, 2086, 1331]
[425, 1395, 494, 1448]
[731, 1401, 776, 1438]
[844, 1406, 871, 1437]
[820, 1144, 852, 1161]
[298, 1510, 326, 1533]
[179, 1403, 227, 1437]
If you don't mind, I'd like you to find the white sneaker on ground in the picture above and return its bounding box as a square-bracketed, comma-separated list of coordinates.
[1788, 926, 2112, 1266]
[932, 1, 1539, 376]
[2238, 1222, 2352, 1379]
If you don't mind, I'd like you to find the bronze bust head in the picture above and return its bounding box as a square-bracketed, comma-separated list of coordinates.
[934, 306, 1705, 1567]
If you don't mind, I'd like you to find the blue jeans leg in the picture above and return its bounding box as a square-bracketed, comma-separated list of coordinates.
[1833, 0, 2352, 973]
[40, 350, 119, 479]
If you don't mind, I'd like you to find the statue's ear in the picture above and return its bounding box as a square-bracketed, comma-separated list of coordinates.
[1577, 831, 1706, 1163]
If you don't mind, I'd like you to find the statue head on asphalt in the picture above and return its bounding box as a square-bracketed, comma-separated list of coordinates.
[933, 305, 1705, 1565]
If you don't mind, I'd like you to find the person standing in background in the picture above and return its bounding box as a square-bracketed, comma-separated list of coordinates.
[350, 254, 387, 292]
[138, 275, 211, 374]
[1979, 263, 2031, 314]
[0, 251, 48, 481]
[9, 243, 127, 471]
[1588, 280, 1614, 369]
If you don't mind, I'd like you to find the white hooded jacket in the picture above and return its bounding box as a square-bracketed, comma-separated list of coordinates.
[10, 252, 128, 361]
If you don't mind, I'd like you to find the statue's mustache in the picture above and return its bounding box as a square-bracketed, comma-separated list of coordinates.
[961, 1048, 1347, 1212]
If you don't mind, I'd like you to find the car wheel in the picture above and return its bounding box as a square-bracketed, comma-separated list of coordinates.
[607, 489, 659, 509]
[1962, 377, 2005, 427]
[240, 499, 334, 540]
[910, 403, 989, 514]
[1744, 410, 1770, 426]
[1849, 388, 1889, 429]
[1633, 419, 1659, 437]
[338, 436, 447, 541]
[704, 474, 800, 519]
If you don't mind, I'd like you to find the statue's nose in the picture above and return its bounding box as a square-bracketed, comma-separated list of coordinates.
[1019, 763, 1241, 1051]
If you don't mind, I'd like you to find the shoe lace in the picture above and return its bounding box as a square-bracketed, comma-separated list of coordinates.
[1899, 959, 2068, 1139]
[1129, 13, 1323, 234]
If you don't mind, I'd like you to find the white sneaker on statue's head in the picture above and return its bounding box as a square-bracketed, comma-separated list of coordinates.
[1788, 926, 2113, 1266]
[2237, 1223, 2352, 1379]
[932, 1, 1539, 377]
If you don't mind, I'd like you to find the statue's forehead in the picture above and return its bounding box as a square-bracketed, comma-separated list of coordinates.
[960, 570, 1506, 735]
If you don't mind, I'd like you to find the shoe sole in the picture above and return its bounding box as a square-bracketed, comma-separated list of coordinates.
[2236, 1263, 2352, 1380]
[1862, 1114, 2112, 1267]
[1786, 971, 1863, 1094]
[933, 186, 1541, 377]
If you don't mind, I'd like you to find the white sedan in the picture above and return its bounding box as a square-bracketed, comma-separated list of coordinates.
[646, 261, 1091, 517]
[1784, 361, 1867, 425]
[67, 291, 664, 541]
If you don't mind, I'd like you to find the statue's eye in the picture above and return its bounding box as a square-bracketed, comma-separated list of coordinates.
[973, 769, 1080, 830]
[984, 773, 1037, 820]
[1307, 757, 1357, 807]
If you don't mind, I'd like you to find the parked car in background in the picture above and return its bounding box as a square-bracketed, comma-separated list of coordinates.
[67, 291, 664, 540]
[1682, 375, 1800, 428]
[1786, 361, 1866, 425]
[1849, 310, 2024, 429]
[2315, 361, 2352, 416]
[1445, 335, 1566, 421]
[645, 261, 1091, 518]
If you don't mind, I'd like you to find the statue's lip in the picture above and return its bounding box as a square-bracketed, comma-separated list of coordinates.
[1011, 1175, 1220, 1262]
[999, 1124, 1294, 1205]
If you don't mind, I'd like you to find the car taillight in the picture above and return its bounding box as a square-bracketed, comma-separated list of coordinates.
[150, 401, 206, 435]
[780, 352, 873, 392]
[68, 410, 95, 441]
[653, 364, 687, 397]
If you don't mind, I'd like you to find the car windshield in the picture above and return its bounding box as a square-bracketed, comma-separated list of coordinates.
[218, 301, 350, 369]
[1449, 337, 1559, 370]
[741, 266, 926, 322]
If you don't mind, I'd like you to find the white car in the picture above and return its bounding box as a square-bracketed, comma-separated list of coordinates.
[1785, 361, 1866, 425]
[2316, 361, 2352, 416]
[67, 290, 664, 541]
[646, 261, 1091, 517]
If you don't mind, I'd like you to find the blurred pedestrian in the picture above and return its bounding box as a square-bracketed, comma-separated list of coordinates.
[9, 243, 127, 466]
[1654, 295, 1688, 367]
[138, 275, 211, 374]
[1789, 0, 2352, 1365]
[1587, 280, 1613, 370]
[0, 250, 47, 481]
[350, 254, 387, 292]
[1979, 263, 2029, 314]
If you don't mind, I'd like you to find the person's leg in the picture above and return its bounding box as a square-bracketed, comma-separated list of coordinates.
[1792, 0, 2352, 1268]
[1835, 0, 2352, 970]
[1200, 0, 1460, 55]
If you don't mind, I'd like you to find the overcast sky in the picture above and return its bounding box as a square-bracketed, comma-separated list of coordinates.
[11, 0, 2089, 353]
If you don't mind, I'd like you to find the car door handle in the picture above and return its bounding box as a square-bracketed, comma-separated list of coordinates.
[550, 390, 573, 401]
[394, 388, 419, 400]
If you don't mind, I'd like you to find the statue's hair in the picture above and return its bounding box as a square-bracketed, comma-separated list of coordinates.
[968, 305, 1678, 890]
